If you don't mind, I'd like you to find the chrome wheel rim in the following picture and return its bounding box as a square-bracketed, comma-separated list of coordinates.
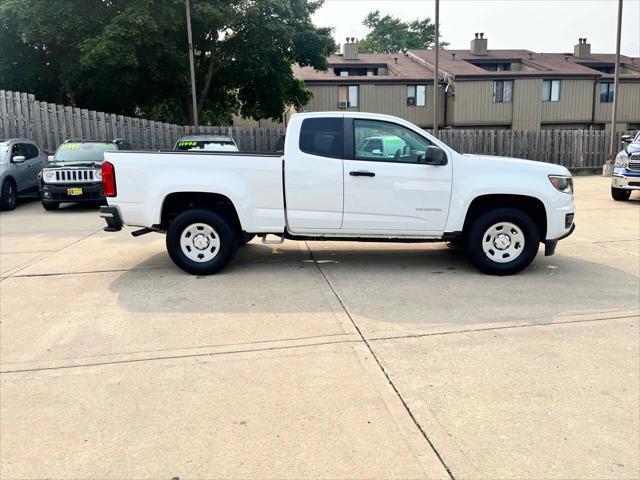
[482, 222, 525, 263]
[180, 223, 220, 262]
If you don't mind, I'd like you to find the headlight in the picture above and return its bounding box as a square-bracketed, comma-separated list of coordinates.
[43, 170, 56, 182]
[614, 155, 628, 168]
[549, 175, 573, 194]
[94, 169, 102, 181]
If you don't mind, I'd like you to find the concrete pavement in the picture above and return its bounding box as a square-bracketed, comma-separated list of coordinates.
[1, 177, 638, 479]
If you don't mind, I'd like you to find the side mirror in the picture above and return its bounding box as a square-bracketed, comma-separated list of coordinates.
[48, 155, 54, 162]
[621, 135, 633, 145]
[12, 155, 26, 164]
[422, 146, 447, 166]
[372, 149, 382, 155]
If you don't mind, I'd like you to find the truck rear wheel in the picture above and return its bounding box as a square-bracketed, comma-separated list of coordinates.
[466, 208, 540, 275]
[611, 187, 631, 201]
[166, 209, 238, 275]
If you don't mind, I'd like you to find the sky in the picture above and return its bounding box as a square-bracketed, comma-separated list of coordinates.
[312, 0, 640, 57]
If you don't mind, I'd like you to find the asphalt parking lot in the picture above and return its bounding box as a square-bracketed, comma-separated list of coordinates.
[1, 175, 638, 479]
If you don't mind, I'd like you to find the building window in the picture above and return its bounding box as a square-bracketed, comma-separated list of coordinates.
[339, 85, 359, 108]
[493, 80, 513, 103]
[600, 83, 614, 103]
[339, 70, 349, 77]
[407, 85, 426, 106]
[299, 118, 343, 159]
[542, 80, 561, 102]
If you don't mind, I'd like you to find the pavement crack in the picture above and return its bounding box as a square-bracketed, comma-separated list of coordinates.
[304, 242, 456, 480]
[3, 229, 102, 279]
[370, 314, 640, 343]
[11, 266, 167, 278]
[0, 338, 362, 374]
[1, 332, 358, 366]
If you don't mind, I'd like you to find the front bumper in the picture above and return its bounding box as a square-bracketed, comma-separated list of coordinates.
[40, 182, 105, 202]
[612, 169, 640, 190]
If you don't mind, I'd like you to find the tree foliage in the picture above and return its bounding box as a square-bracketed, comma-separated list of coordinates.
[358, 10, 447, 54]
[0, 0, 336, 124]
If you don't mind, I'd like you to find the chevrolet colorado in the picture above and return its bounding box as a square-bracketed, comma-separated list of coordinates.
[100, 112, 575, 275]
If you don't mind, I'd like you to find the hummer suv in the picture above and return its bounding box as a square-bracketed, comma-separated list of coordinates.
[39, 139, 131, 210]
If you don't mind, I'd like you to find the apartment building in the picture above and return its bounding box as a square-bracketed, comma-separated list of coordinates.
[293, 36, 640, 131]
[292, 38, 444, 128]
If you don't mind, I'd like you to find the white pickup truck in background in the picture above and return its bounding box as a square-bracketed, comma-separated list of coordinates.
[100, 112, 575, 275]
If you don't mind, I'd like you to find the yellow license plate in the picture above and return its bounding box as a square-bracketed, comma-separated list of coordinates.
[67, 188, 83, 196]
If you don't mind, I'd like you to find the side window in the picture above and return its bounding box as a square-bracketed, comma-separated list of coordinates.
[299, 118, 343, 159]
[23, 144, 39, 159]
[354, 119, 433, 164]
[493, 80, 513, 103]
[11, 144, 23, 159]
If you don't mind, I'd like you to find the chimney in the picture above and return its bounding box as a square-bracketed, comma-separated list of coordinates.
[574, 37, 591, 59]
[470, 32, 488, 56]
[344, 37, 358, 60]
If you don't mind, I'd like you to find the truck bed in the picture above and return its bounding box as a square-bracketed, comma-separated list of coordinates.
[104, 150, 286, 232]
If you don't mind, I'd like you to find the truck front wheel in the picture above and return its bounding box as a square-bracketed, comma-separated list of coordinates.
[466, 208, 540, 275]
[166, 209, 238, 275]
[611, 187, 631, 201]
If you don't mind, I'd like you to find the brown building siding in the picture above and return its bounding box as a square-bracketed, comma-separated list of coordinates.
[541, 79, 594, 125]
[452, 81, 511, 126]
[305, 84, 445, 128]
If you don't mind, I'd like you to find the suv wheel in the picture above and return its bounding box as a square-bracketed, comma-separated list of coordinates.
[0, 180, 17, 211]
[466, 208, 540, 275]
[166, 209, 238, 275]
[611, 187, 631, 201]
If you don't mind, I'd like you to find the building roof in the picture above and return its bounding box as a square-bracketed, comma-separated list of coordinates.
[293, 53, 442, 84]
[408, 49, 640, 81]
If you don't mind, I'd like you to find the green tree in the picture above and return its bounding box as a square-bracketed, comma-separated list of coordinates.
[0, 0, 335, 124]
[358, 10, 446, 54]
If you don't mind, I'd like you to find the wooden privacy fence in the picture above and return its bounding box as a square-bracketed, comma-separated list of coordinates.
[433, 129, 631, 171]
[0, 90, 630, 169]
[0, 90, 285, 153]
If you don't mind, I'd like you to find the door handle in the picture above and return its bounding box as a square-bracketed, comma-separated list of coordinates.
[349, 170, 375, 177]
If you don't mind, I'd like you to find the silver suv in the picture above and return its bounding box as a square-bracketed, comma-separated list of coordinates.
[0, 138, 47, 211]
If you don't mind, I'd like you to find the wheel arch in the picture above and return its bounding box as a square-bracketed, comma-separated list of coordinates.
[462, 194, 547, 240]
[2, 175, 16, 187]
[160, 191, 242, 234]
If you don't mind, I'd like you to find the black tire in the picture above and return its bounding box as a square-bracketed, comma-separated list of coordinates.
[166, 209, 238, 275]
[0, 179, 17, 211]
[611, 187, 631, 201]
[466, 208, 540, 275]
[41, 201, 60, 211]
[239, 233, 256, 246]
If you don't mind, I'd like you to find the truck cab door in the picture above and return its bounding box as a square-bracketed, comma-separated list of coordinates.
[341, 118, 452, 235]
[284, 116, 344, 232]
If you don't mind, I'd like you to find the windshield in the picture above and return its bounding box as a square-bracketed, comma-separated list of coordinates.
[175, 140, 238, 152]
[54, 143, 116, 162]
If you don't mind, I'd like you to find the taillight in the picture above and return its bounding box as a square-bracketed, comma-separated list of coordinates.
[102, 161, 117, 197]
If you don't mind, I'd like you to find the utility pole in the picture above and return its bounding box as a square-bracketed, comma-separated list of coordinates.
[609, 0, 623, 158]
[185, 0, 199, 127]
[433, 0, 439, 137]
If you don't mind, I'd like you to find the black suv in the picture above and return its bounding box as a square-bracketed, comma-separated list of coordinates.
[39, 139, 131, 210]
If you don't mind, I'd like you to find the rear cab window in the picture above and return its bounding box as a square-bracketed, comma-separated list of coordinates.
[299, 118, 343, 159]
[175, 139, 238, 152]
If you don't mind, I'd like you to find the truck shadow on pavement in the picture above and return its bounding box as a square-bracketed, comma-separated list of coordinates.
[108, 241, 640, 327]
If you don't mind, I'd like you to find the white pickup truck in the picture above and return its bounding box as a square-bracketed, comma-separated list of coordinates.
[100, 112, 575, 275]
